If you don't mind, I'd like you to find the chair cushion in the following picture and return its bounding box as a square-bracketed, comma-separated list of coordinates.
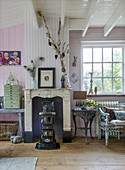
[114, 111, 125, 120]
[110, 120, 125, 126]
[105, 107, 116, 120]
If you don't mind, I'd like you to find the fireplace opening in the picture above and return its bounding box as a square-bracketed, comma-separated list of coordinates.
[32, 97, 63, 140]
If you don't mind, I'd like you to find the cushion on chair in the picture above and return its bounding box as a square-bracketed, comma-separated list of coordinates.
[114, 111, 125, 120]
[105, 107, 116, 120]
[110, 120, 125, 126]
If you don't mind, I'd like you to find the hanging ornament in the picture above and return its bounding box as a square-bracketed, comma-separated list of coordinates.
[48, 39, 52, 46]
[61, 67, 66, 73]
[55, 54, 58, 59]
[62, 53, 65, 57]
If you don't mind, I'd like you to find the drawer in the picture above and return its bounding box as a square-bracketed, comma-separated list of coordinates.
[4, 104, 20, 108]
[4, 97, 20, 101]
[4, 85, 21, 92]
[4, 100, 20, 104]
[4, 93, 21, 97]
[4, 89, 20, 93]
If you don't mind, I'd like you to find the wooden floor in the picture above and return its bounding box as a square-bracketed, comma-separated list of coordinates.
[0, 137, 125, 170]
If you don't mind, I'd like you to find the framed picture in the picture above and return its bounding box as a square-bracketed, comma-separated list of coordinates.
[0, 51, 21, 66]
[38, 68, 55, 88]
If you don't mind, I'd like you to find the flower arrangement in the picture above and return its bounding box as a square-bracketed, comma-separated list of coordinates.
[83, 99, 98, 110]
[23, 57, 44, 79]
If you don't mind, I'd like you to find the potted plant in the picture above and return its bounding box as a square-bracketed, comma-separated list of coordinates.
[83, 99, 98, 110]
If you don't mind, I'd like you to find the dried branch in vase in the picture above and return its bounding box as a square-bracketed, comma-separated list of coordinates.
[37, 11, 69, 74]
[23, 57, 44, 79]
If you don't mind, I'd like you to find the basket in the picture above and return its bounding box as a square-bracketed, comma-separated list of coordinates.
[0, 121, 19, 140]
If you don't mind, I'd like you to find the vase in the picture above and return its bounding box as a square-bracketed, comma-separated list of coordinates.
[86, 106, 94, 110]
[31, 78, 36, 89]
[64, 73, 71, 88]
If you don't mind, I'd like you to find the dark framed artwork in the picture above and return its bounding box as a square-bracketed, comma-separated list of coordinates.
[0, 51, 21, 66]
[38, 68, 55, 88]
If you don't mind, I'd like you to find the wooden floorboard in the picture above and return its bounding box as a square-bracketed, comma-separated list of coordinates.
[0, 137, 125, 170]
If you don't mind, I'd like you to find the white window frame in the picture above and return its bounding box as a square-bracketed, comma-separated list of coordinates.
[81, 42, 125, 94]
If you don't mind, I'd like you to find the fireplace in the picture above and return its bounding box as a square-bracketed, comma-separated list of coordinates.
[24, 88, 72, 143]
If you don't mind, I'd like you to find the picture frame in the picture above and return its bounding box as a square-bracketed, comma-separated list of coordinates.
[38, 68, 55, 88]
[0, 51, 21, 66]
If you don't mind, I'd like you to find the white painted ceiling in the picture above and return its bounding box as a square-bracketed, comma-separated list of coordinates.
[0, 0, 125, 36]
[34, 0, 125, 26]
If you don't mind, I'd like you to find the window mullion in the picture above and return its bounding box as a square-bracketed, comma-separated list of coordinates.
[92, 48, 93, 72]
[112, 47, 113, 92]
[102, 47, 103, 93]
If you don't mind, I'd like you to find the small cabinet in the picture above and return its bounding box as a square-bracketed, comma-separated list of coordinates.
[4, 84, 21, 109]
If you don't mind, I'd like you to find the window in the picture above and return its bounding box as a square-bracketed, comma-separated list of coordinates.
[82, 46, 123, 94]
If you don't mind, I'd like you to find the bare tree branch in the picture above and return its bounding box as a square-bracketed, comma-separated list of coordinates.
[37, 11, 71, 88]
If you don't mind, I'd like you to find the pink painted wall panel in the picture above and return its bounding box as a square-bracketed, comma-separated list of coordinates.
[0, 24, 25, 96]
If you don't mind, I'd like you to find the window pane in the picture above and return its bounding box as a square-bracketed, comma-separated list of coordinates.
[103, 78, 112, 92]
[103, 63, 112, 77]
[93, 63, 102, 77]
[82, 46, 123, 94]
[103, 48, 112, 62]
[113, 48, 122, 62]
[113, 63, 122, 77]
[113, 78, 122, 92]
[83, 79, 90, 92]
[93, 78, 102, 92]
[93, 48, 102, 62]
[83, 48, 92, 62]
[83, 64, 92, 77]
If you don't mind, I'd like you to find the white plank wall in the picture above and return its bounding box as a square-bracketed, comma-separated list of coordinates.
[24, 9, 69, 89]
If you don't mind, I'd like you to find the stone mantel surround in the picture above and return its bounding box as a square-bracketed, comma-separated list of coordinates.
[24, 88, 72, 143]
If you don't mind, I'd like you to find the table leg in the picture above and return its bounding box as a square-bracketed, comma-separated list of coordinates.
[84, 120, 89, 144]
[90, 116, 94, 139]
[73, 115, 77, 136]
[18, 112, 24, 138]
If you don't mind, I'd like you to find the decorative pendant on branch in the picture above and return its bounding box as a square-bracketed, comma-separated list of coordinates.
[55, 55, 58, 60]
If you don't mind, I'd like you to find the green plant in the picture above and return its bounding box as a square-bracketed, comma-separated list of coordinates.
[83, 99, 98, 108]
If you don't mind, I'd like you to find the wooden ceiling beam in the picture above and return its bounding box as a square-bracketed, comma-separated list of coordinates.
[61, 0, 66, 27]
[82, 0, 98, 37]
[104, 0, 125, 37]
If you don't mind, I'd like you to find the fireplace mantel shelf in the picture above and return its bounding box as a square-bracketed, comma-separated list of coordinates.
[24, 88, 72, 90]
[24, 88, 72, 143]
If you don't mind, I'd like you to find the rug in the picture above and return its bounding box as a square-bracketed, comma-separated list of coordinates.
[0, 157, 38, 170]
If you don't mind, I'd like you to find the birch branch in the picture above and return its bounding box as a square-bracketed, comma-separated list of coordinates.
[62, 42, 66, 53]
[64, 44, 69, 54]
[37, 11, 68, 71]
[57, 19, 61, 50]
[38, 12, 60, 55]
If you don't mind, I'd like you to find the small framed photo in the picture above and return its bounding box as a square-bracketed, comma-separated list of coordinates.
[0, 51, 21, 66]
[38, 68, 55, 88]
